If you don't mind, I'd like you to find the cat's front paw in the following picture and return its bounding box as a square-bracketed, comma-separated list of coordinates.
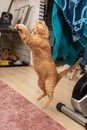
[15, 24, 25, 32]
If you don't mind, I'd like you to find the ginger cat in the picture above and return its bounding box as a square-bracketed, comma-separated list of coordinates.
[1, 48, 18, 61]
[15, 21, 82, 107]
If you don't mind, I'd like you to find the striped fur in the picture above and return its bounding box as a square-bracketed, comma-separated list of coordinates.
[15, 21, 82, 107]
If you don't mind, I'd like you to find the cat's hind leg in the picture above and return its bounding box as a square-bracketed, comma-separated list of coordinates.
[37, 93, 46, 100]
[43, 91, 54, 108]
[43, 79, 55, 108]
[37, 77, 47, 100]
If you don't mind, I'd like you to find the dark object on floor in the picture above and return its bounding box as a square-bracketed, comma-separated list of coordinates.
[56, 103, 87, 129]
[56, 74, 87, 128]
[72, 74, 87, 101]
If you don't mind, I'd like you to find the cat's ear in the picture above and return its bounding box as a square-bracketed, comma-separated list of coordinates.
[41, 21, 46, 27]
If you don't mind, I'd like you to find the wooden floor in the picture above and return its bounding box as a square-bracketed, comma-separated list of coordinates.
[0, 65, 85, 130]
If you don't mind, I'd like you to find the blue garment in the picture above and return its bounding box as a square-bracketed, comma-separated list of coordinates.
[59, 0, 87, 40]
[52, 0, 87, 65]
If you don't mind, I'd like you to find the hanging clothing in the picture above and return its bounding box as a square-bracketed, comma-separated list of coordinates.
[59, 0, 87, 41]
[52, 0, 87, 65]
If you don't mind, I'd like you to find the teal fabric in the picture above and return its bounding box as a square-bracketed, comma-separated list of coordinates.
[83, 0, 87, 38]
[80, 0, 87, 46]
[52, 0, 87, 65]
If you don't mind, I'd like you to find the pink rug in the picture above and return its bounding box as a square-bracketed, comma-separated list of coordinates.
[0, 80, 66, 130]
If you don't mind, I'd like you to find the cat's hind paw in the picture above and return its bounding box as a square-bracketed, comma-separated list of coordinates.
[37, 93, 46, 100]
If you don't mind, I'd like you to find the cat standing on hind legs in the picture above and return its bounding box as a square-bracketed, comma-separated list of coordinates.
[15, 21, 82, 108]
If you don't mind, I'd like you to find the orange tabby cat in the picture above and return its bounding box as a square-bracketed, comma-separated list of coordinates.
[15, 21, 82, 107]
[1, 48, 18, 61]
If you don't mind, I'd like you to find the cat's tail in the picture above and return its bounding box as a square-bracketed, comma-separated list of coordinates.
[58, 57, 82, 79]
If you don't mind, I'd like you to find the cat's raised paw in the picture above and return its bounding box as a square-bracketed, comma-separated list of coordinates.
[15, 24, 25, 31]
